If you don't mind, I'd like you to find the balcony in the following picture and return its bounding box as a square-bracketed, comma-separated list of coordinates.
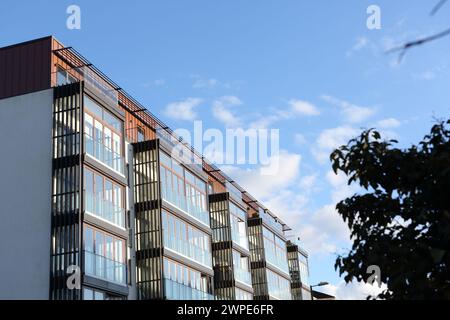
[163, 232, 212, 268]
[162, 189, 210, 226]
[85, 134, 124, 175]
[231, 228, 249, 250]
[234, 268, 252, 286]
[265, 250, 289, 274]
[85, 191, 126, 228]
[164, 279, 214, 300]
[260, 209, 284, 234]
[84, 251, 127, 285]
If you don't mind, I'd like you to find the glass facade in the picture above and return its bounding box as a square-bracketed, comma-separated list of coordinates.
[162, 210, 212, 267]
[84, 96, 124, 174]
[232, 250, 252, 286]
[262, 227, 289, 273]
[267, 269, 292, 300]
[235, 287, 253, 300]
[83, 287, 125, 300]
[299, 254, 309, 287]
[84, 167, 125, 228]
[160, 152, 209, 225]
[163, 258, 214, 300]
[229, 202, 249, 249]
[83, 226, 126, 285]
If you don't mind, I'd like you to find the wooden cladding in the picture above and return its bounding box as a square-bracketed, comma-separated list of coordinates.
[132, 139, 164, 300]
[0, 36, 52, 99]
[50, 82, 83, 300]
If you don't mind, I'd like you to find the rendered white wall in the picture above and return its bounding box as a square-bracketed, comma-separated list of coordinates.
[0, 89, 53, 299]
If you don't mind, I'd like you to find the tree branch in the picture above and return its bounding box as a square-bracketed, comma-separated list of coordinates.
[431, 0, 448, 16]
[387, 28, 450, 63]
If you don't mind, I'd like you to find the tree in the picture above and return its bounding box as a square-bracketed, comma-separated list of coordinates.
[331, 122, 450, 299]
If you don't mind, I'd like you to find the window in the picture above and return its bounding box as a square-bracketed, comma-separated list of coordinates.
[137, 127, 145, 142]
[84, 95, 124, 174]
[163, 258, 213, 300]
[83, 287, 125, 300]
[56, 68, 77, 86]
[162, 210, 212, 267]
[159, 151, 209, 225]
[84, 226, 126, 284]
[263, 227, 289, 273]
[267, 269, 292, 300]
[232, 250, 251, 285]
[235, 287, 253, 300]
[84, 167, 125, 228]
[299, 254, 309, 287]
[229, 202, 248, 249]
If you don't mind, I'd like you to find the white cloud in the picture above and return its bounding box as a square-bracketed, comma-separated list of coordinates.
[377, 118, 401, 129]
[299, 174, 317, 191]
[288, 99, 321, 116]
[415, 70, 436, 81]
[322, 95, 376, 123]
[221, 150, 301, 200]
[294, 133, 307, 145]
[249, 100, 320, 129]
[346, 37, 369, 57]
[192, 76, 218, 89]
[164, 98, 203, 121]
[212, 96, 243, 127]
[142, 79, 166, 87]
[312, 126, 358, 163]
[311, 204, 350, 242]
[322, 281, 387, 300]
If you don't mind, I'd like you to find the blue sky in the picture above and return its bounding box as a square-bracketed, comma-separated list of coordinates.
[2, 1, 450, 299]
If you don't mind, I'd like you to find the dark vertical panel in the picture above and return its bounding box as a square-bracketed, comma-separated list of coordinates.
[0, 36, 52, 99]
[209, 193, 235, 300]
[247, 219, 269, 300]
[133, 139, 163, 300]
[49, 82, 82, 300]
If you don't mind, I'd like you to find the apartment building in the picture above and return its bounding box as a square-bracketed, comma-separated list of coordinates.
[0, 36, 298, 301]
[287, 240, 311, 300]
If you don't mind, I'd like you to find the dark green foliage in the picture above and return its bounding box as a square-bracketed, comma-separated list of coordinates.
[331, 121, 450, 299]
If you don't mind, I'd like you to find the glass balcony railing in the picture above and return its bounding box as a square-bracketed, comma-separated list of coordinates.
[84, 251, 126, 285]
[85, 134, 124, 175]
[234, 268, 252, 286]
[85, 191, 126, 228]
[163, 232, 212, 268]
[161, 189, 210, 226]
[260, 209, 284, 233]
[164, 279, 214, 300]
[265, 251, 289, 274]
[156, 129, 203, 172]
[82, 66, 119, 107]
[231, 228, 249, 250]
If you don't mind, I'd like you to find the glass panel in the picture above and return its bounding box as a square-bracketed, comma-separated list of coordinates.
[83, 288, 94, 300]
[104, 110, 122, 132]
[84, 114, 94, 156]
[85, 96, 103, 120]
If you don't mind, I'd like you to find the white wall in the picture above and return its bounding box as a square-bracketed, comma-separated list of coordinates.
[0, 89, 53, 299]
